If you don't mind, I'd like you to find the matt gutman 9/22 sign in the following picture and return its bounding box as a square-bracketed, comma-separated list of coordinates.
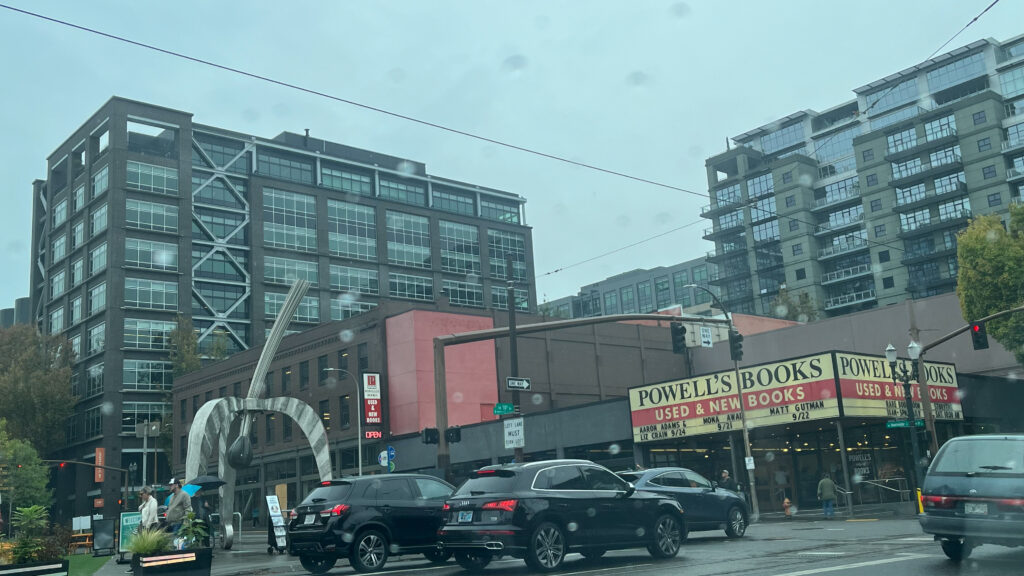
[629, 351, 957, 444]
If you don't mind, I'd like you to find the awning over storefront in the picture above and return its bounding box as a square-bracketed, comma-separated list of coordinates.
[629, 351, 962, 444]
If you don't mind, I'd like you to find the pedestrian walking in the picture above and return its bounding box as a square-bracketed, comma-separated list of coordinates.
[719, 469, 739, 492]
[252, 507, 259, 528]
[127, 487, 160, 573]
[165, 478, 192, 534]
[817, 473, 837, 520]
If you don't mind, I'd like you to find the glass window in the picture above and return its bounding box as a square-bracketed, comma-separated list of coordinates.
[432, 187, 475, 216]
[491, 286, 528, 311]
[782, 171, 793, 184]
[127, 161, 179, 195]
[264, 255, 318, 287]
[85, 362, 104, 397]
[715, 183, 741, 204]
[87, 322, 105, 354]
[92, 165, 109, 198]
[126, 199, 178, 232]
[386, 211, 431, 269]
[603, 290, 619, 314]
[870, 106, 919, 130]
[53, 199, 68, 227]
[69, 334, 81, 359]
[865, 78, 918, 114]
[746, 174, 774, 198]
[73, 185, 85, 212]
[330, 264, 379, 295]
[785, 195, 795, 207]
[321, 165, 372, 195]
[71, 221, 84, 249]
[90, 204, 107, 235]
[977, 138, 991, 152]
[300, 361, 310, 390]
[988, 192, 1002, 207]
[488, 230, 527, 281]
[480, 197, 520, 224]
[265, 292, 319, 322]
[123, 360, 174, 391]
[870, 199, 882, 212]
[1001, 65, 1024, 98]
[654, 276, 671, 309]
[815, 124, 861, 175]
[883, 276, 895, 289]
[900, 209, 931, 232]
[789, 219, 800, 231]
[70, 296, 82, 325]
[192, 175, 247, 209]
[88, 282, 106, 314]
[126, 238, 178, 271]
[194, 133, 248, 174]
[982, 165, 997, 179]
[929, 145, 961, 167]
[50, 269, 66, 299]
[683, 470, 713, 489]
[879, 250, 891, 263]
[327, 200, 377, 261]
[934, 172, 966, 195]
[442, 279, 484, 307]
[439, 221, 481, 275]
[637, 280, 653, 312]
[379, 178, 426, 206]
[866, 174, 878, 187]
[582, 466, 627, 491]
[874, 224, 887, 238]
[938, 197, 971, 221]
[263, 188, 317, 252]
[535, 465, 587, 490]
[330, 297, 377, 320]
[388, 272, 433, 301]
[924, 115, 956, 142]
[887, 127, 917, 154]
[792, 243, 802, 256]
[125, 278, 178, 310]
[49, 307, 64, 333]
[124, 318, 176, 350]
[892, 157, 922, 179]
[121, 402, 170, 434]
[927, 53, 986, 92]
[620, 286, 636, 313]
[414, 478, 452, 500]
[896, 183, 926, 205]
[972, 111, 987, 125]
[795, 268, 806, 280]
[71, 258, 84, 285]
[257, 151, 313, 185]
[760, 123, 805, 154]
[752, 197, 776, 221]
[862, 149, 874, 162]
[265, 414, 275, 443]
[753, 220, 780, 242]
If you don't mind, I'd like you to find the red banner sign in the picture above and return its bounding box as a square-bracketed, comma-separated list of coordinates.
[364, 398, 382, 424]
[95, 447, 105, 483]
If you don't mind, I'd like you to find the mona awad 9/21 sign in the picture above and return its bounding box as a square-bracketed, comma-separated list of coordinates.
[834, 352, 963, 420]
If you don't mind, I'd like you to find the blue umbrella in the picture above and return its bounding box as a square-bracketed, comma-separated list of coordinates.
[164, 484, 200, 506]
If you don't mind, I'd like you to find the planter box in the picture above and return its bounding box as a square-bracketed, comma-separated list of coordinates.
[136, 547, 212, 576]
[0, 560, 69, 576]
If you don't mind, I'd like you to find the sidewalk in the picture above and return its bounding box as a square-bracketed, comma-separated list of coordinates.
[758, 501, 915, 522]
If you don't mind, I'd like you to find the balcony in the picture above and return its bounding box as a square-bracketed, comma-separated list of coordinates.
[908, 276, 957, 296]
[811, 183, 861, 212]
[703, 220, 746, 240]
[1002, 138, 1024, 155]
[821, 263, 873, 286]
[901, 246, 957, 265]
[898, 209, 971, 237]
[1008, 168, 1024, 183]
[706, 243, 747, 261]
[890, 155, 963, 188]
[709, 267, 751, 285]
[818, 237, 870, 259]
[884, 128, 959, 162]
[701, 197, 745, 218]
[824, 289, 877, 311]
[814, 213, 865, 236]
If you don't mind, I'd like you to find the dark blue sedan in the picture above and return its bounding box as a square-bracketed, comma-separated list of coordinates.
[618, 467, 749, 538]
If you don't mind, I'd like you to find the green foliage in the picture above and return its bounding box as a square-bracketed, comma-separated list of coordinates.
[177, 511, 209, 547]
[957, 205, 1024, 363]
[208, 330, 230, 361]
[768, 288, 818, 322]
[0, 325, 76, 456]
[168, 315, 201, 377]
[127, 528, 172, 556]
[0, 419, 53, 508]
[10, 505, 55, 564]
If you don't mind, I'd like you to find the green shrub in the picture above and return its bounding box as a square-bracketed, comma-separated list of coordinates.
[127, 528, 173, 556]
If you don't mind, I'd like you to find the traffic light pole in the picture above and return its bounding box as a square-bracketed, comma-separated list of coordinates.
[43, 459, 130, 512]
[506, 256, 524, 463]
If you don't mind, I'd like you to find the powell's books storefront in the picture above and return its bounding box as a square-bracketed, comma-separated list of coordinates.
[628, 351, 963, 512]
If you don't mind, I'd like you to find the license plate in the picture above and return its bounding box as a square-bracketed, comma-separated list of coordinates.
[458, 511, 474, 523]
[303, 514, 317, 525]
[964, 503, 988, 515]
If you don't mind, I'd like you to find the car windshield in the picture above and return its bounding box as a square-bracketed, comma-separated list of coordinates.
[617, 472, 643, 483]
[454, 470, 518, 495]
[301, 483, 353, 504]
[932, 440, 1024, 474]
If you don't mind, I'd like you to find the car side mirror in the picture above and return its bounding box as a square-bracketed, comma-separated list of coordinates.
[621, 482, 636, 498]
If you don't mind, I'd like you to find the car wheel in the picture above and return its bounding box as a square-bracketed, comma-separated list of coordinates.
[580, 547, 606, 560]
[648, 513, 683, 559]
[941, 538, 973, 562]
[349, 529, 389, 572]
[454, 550, 492, 572]
[525, 521, 567, 572]
[299, 555, 337, 575]
[423, 548, 452, 564]
[724, 506, 747, 538]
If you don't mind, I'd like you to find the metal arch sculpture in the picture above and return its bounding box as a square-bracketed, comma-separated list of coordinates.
[184, 280, 334, 549]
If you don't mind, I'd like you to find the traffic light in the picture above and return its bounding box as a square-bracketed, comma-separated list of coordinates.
[970, 322, 989, 350]
[59, 462, 66, 469]
[670, 323, 687, 354]
[445, 427, 462, 444]
[421, 427, 440, 445]
[728, 329, 744, 362]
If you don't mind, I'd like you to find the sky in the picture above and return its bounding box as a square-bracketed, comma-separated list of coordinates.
[0, 0, 1021, 310]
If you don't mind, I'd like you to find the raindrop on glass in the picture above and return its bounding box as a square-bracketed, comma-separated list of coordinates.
[342, 532, 354, 543]
[389, 543, 400, 554]
[852, 474, 863, 484]
[396, 161, 416, 176]
[765, 451, 776, 463]
[531, 394, 543, 405]
[452, 392, 464, 403]
[586, 507, 596, 517]
[796, 313, 809, 323]
[986, 229, 999, 243]
[324, 377, 338, 390]
[339, 329, 355, 343]
[798, 174, 814, 187]
[789, 505, 799, 516]
[775, 304, 789, 317]
[616, 214, 631, 227]
[502, 54, 528, 74]
[101, 401, 115, 416]
[820, 389, 833, 400]
[670, 2, 691, 18]
[626, 71, 649, 87]
[635, 527, 646, 538]
[567, 522, 579, 532]
[608, 443, 621, 456]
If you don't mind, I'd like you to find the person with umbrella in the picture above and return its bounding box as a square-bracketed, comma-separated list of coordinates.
[165, 478, 193, 534]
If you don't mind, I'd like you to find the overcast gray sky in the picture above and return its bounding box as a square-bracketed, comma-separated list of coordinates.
[0, 0, 1020, 309]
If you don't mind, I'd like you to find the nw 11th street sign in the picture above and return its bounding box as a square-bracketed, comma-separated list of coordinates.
[886, 419, 925, 429]
[493, 403, 515, 415]
[506, 377, 531, 391]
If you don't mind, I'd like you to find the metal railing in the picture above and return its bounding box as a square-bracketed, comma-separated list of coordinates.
[825, 289, 876, 310]
[853, 478, 911, 504]
[818, 238, 870, 259]
[821, 263, 872, 284]
[813, 184, 861, 210]
[815, 213, 864, 235]
[1002, 138, 1024, 152]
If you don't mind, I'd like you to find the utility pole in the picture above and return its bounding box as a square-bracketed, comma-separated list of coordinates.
[506, 255, 524, 462]
[907, 302, 938, 459]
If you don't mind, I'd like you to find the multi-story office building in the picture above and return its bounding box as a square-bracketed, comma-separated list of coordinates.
[543, 257, 717, 318]
[29, 97, 533, 518]
[702, 34, 1024, 317]
[0, 297, 31, 328]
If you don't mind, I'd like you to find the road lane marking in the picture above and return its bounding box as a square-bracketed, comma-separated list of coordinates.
[845, 518, 878, 522]
[370, 566, 451, 575]
[769, 553, 930, 576]
[560, 563, 653, 575]
[897, 537, 934, 542]
[797, 552, 846, 556]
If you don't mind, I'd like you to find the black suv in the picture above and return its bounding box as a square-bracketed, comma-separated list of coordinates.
[287, 474, 455, 573]
[618, 467, 749, 538]
[438, 459, 686, 572]
[919, 434, 1024, 561]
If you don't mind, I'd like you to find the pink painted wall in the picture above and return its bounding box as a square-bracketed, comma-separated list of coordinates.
[385, 311, 498, 436]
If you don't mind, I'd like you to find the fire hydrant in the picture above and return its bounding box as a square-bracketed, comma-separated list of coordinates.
[783, 497, 793, 519]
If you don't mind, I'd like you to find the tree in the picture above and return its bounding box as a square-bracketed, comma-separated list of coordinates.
[0, 325, 76, 456]
[956, 204, 1024, 363]
[768, 288, 818, 322]
[168, 314, 201, 377]
[208, 329, 230, 361]
[0, 419, 53, 509]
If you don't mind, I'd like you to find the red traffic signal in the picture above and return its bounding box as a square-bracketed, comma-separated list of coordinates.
[59, 462, 66, 469]
[970, 322, 989, 350]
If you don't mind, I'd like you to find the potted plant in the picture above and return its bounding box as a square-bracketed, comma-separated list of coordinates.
[126, 529, 172, 573]
[0, 506, 69, 574]
[130, 515, 212, 576]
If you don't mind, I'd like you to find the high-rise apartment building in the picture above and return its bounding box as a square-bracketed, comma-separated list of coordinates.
[30, 97, 533, 518]
[703, 35, 1024, 317]
[543, 257, 716, 318]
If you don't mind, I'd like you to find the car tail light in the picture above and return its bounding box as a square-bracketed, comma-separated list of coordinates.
[922, 495, 957, 509]
[321, 481, 332, 486]
[481, 499, 518, 512]
[476, 470, 496, 475]
[442, 504, 451, 512]
[319, 504, 350, 518]
[289, 509, 298, 519]
[998, 499, 1024, 508]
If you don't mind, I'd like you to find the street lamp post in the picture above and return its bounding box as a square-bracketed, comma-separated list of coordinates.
[685, 284, 759, 521]
[885, 341, 924, 513]
[323, 368, 362, 476]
